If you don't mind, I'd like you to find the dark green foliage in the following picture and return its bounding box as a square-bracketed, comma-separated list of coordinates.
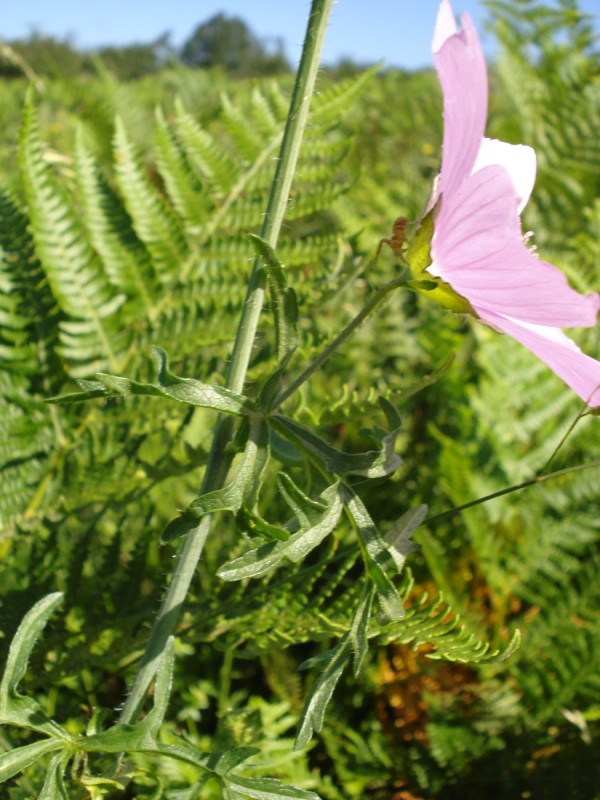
[0, 1, 599, 798]
[0, 36, 93, 80]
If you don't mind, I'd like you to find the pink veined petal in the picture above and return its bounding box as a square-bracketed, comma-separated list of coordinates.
[475, 308, 600, 407]
[472, 138, 537, 214]
[430, 164, 600, 328]
[433, 6, 488, 201]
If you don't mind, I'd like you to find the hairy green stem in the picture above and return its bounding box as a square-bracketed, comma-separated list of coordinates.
[118, 0, 334, 725]
[227, 0, 334, 393]
[274, 277, 408, 409]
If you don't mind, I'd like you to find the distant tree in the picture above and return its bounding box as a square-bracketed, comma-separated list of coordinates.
[96, 33, 175, 80]
[181, 13, 289, 76]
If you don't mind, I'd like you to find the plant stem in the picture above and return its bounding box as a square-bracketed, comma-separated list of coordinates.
[425, 459, 600, 525]
[118, 0, 335, 725]
[273, 277, 408, 409]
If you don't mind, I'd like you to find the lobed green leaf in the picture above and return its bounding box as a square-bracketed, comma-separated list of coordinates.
[271, 414, 401, 479]
[217, 482, 343, 581]
[47, 346, 256, 417]
[344, 489, 405, 622]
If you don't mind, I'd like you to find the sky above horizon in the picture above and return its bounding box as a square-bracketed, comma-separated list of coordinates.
[1, 1, 599, 71]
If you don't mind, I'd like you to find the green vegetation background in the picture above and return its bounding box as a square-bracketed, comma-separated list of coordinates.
[0, 1, 599, 797]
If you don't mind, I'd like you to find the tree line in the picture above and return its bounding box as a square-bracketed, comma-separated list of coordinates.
[0, 13, 291, 81]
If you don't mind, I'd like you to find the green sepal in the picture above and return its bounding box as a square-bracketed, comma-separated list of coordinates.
[405, 205, 475, 315]
[162, 418, 270, 542]
[411, 278, 476, 315]
[405, 206, 435, 276]
[217, 482, 343, 581]
[47, 346, 256, 417]
[249, 234, 299, 366]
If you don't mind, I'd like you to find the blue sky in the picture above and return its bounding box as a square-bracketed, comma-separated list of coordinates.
[1, 1, 598, 70]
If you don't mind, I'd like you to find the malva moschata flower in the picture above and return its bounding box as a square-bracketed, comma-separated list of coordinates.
[408, 0, 600, 407]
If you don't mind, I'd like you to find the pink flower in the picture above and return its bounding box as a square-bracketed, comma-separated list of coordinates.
[423, 0, 600, 407]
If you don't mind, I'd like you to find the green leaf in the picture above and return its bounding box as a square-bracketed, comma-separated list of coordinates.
[144, 743, 258, 774]
[163, 418, 269, 542]
[271, 414, 401, 479]
[202, 746, 260, 776]
[293, 583, 375, 750]
[217, 482, 343, 581]
[79, 775, 127, 793]
[82, 638, 174, 753]
[235, 507, 290, 542]
[344, 489, 405, 621]
[277, 472, 331, 528]
[138, 636, 174, 737]
[349, 584, 376, 677]
[37, 754, 70, 800]
[0, 593, 69, 738]
[295, 636, 351, 749]
[225, 774, 321, 800]
[248, 234, 298, 366]
[47, 346, 256, 417]
[383, 505, 426, 572]
[1, 593, 62, 710]
[0, 739, 64, 784]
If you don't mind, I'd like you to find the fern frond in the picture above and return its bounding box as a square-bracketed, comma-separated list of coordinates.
[18, 93, 127, 375]
[173, 99, 240, 200]
[74, 129, 158, 317]
[114, 116, 190, 281]
[154, 106, 214, 228]
[0, 189, 62, 383]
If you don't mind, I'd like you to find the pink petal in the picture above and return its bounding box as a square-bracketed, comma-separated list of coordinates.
[430, 164, 600, 328]
[433, 4, 488, 201]
[472, 138, 536, 213]
[476, 308, 600, 407]
[432, 0, 457, 52]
